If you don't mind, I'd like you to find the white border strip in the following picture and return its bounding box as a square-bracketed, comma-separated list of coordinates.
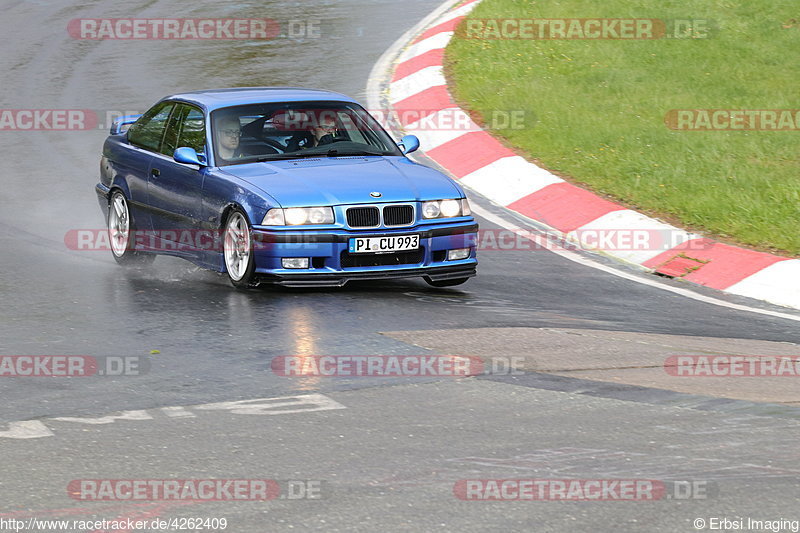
[389, 66, 446, 103]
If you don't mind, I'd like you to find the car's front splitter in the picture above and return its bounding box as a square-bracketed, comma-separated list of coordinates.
[255, 263, 477, 288]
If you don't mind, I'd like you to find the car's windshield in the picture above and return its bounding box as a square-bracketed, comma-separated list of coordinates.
[211, 101, 403, 166]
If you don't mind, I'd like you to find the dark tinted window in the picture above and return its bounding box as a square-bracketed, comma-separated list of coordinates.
[128, 102, 174, 152]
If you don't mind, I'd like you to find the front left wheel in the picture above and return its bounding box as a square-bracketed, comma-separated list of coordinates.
[223, 209, 257, 289]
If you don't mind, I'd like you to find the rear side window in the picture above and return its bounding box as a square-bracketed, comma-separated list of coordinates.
[128, 102, 174, 152]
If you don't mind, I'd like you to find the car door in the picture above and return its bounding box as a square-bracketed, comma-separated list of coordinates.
[121, 101, 175, 232]
[146, 103, 208, 241]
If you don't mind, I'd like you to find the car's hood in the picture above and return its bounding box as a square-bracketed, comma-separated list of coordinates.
[219, 156, 463, 207]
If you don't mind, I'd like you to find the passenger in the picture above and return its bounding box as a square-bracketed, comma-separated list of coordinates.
[216, 116, 243, 160]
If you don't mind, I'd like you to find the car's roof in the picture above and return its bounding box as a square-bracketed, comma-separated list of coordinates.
[163, 87, 360, 112]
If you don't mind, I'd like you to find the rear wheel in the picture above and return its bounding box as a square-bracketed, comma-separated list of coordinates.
[108, 191, 154, 267]
[223, 209, 257, 289]
[425, 277, 470, 288]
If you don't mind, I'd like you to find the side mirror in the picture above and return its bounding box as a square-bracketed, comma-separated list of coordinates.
[399, 135, 420, 155]
[173, 147, 204, 166]
[110, 114, 142, 135]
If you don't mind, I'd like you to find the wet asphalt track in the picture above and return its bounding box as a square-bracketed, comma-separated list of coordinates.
[1, 1, 800, 531]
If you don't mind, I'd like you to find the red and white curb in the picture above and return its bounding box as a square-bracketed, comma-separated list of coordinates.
[368, 0, 800, 311]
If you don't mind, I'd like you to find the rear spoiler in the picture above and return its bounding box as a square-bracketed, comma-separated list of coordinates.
[110, 114, 142, 135]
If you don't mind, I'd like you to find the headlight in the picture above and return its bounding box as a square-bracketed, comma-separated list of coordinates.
[262, 207, 334, 226]
[422, 199, 470, 219]
[440, 199, 461, 217]
[422, 201, 441, 219]
[307, 207, 334, 224]
[285, 208, 309, 225]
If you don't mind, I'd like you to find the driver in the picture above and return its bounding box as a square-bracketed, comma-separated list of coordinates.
[285, 111, 339, 152]
[312, 116, 339, 146]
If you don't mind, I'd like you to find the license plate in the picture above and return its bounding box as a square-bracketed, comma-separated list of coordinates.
[348, 234, 420, 254]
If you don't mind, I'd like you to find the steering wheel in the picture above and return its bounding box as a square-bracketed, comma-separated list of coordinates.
[260, 138, 287, 152]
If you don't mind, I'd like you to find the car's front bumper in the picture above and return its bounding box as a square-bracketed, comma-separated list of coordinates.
[250, 222, 478, 287]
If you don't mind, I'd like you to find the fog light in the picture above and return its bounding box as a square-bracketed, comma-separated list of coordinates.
[447, 248, 470, 261]
[282, 258, 310, 269]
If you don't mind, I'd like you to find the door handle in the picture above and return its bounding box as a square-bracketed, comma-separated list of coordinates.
[151, 168, 160, 177]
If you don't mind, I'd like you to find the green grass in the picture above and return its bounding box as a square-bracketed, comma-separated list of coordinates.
[447, 0, 800, 255]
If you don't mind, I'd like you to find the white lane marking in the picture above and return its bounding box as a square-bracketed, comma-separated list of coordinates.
[161, 406, 197, 418]
[0, 420, 54, 439]
[461, 156, 563, 206]
[471, 204, 800, 323]
[0, 394, 346, 440]
[193, 394, 346, 416]
[51, 410, 154, 425]
[390, 66, 446, 103]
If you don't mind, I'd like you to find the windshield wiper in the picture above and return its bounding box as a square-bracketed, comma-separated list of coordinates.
[325, 149, 386, 157]
[247, 152, 323, 163]
[245, 148, 387, 164]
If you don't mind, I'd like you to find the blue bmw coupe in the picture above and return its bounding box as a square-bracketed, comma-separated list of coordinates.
[96, 88, 478, 288]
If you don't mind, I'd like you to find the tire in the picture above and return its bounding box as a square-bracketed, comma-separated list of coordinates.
[425, 277, 470, 288]
[108, 190, 155, 267]
[223, 209, 257, 289]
